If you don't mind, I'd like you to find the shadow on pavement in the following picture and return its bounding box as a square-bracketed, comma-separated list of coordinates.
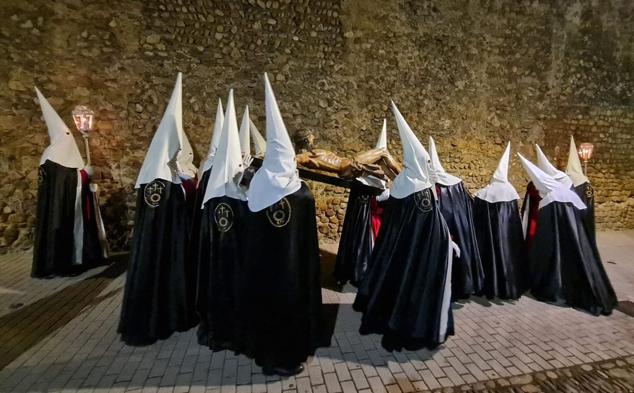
[0, 253, 128, 370]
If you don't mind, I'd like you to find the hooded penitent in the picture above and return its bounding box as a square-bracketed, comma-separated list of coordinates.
[238, 73, 325, 372]
[197, 99, 224, 180]
[195, 89, 250, 351]
[353, 102, 455, 352]
[32, 87, 106, 278]
[334, 120, 388, 286]
[429, 136, 484, 300]
[473, 143, 528, 300]
[188, 98, 224, 285]
[566, 136, 595, 242]
[239, 105, 251, 157]
[517, 154, 616, 316]
[535, 144, 573, 189]
[249, 118, 267, 157]
[119, 73, 197, 346]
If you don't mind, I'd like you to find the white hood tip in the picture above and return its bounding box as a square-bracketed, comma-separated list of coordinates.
[566, 135, 589, 187]
[239, 105, 251, 156]
[428, 136, 462, 186]
[375, 118, 387, 150]
[246, 73, 301, 212]
[475, 141, 520, 203]
[198, 98, 225, 178]
[250, 118, 267, 157]
[517, 153, 586, 210]
[534, 144, 573, 189]
[202, 89, 246, 204]
[135, 72, 184, 188]
[389, 100, 434, 199]
[35, 87, 85, 169]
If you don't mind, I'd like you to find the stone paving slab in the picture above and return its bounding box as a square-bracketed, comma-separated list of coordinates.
[0, 231, 633, 393]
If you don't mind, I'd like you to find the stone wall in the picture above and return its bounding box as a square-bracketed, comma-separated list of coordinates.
[0, 0, 632, 252]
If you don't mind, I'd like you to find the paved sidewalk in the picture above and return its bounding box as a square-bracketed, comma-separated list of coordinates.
[0, 231, 633, 393]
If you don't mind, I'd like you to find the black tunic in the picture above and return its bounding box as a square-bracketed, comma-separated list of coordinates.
[436, 182, 484, 299]
[240, 183, 325, 368]
[32, 160, 81, 277]
[354, 188, 454, 352]
[529, 201, 617, 316]
[118, 180, 198, 346]
[334, 187, 374, 286]
[79, 174, 108, 266]
[473, 198, 528, 300]
[573, 182, 596, 244]
[196, 196, 247, 351]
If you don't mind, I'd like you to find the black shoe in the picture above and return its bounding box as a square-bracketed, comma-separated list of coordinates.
[262, 364, 304, 377]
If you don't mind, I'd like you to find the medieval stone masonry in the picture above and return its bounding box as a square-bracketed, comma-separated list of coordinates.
[0, 0, 632, 252]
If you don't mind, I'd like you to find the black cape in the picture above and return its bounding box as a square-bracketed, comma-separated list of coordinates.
[354, 188, 454, 352]
[79, 173, 109, 265]
[473, 198, 528, 300]
[32, 160, 104, 278]
[239, 183, 325, 368]
[529, 201, 617, 316]
[333, 186, 374, 286]
[187, 169, 212, 310]
[196, 196, 247, 351]
[118, 180, 198, 346]
[573, 182, 596, 244]
[436, 182, 484, 299]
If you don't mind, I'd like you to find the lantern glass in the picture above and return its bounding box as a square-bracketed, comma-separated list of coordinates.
[72, 105, 94, 134]
[578, 143, 594, 162]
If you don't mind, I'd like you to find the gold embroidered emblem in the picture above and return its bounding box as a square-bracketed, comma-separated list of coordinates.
[585, 183, 594, 201]
[144, 180, 166, 208]
[266, 197, 292, 228]
[214, 202, 234, 232]
[414, 188, 433, 213]
[38, 167, 46, 185]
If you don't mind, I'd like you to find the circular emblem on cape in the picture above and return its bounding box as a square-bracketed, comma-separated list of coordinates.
[214, 202, 234, 232]
[357, 194, 370, 203]
[414, 189, 433, 213]
[38, 167, 46, 185]
[144, 179, 166, 208]
[266, 197, 292, 228]
[585, 184, 594, 200]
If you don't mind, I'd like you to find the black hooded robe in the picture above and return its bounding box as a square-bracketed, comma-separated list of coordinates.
[33, 160, 105, 277]
[333, 186, 374, 286]
[239, 183, 325, 368]
[573, 182, 596, 244]
[529, 201, 617, 316]
[118, 179, 198, 346]
[436, 182, 484, 299]
[473, 198, 528, 300]
[354, 188, 454, 352]
[196, 196, 247, 351]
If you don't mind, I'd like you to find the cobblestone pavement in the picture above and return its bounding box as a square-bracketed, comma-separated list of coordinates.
[0, 231, 633, 393]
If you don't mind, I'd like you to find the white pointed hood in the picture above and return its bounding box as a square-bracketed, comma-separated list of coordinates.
[390, 101, 433, 199]
[239, 105, 251, 156]
[247, 73, 302, 212]
[202, 90, 245, 203]
[475, 142, 520, 203]
[357, 120, 390, 189]
[198, 99, 224, 178]
[535, 144, 573, 189]
[177, 129, 197, 179]
[35, 87, 85, 169]
[517, 153, 586, 210]
[136, 73, 183, 188]
[249, 118, 267, 157]
[375, 119, 387, 149]
[429, 136, 462, 186]
[566, 136, 589, 187]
